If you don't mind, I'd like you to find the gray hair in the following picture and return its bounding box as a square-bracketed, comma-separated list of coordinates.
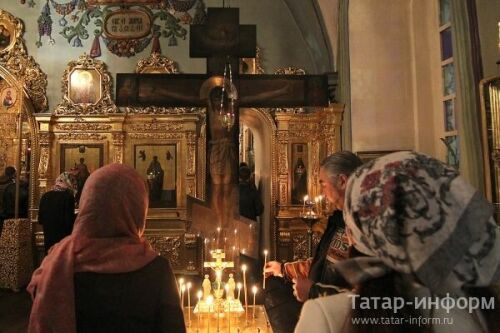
[320, 151, 363, 180]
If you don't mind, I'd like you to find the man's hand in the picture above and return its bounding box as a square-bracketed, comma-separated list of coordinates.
[264, 261, 282, 277]
[292, 277, 313, 302]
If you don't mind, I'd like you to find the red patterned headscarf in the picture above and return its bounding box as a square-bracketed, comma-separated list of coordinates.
[339, 151, 500, 296]
[28, 164, 157, 333]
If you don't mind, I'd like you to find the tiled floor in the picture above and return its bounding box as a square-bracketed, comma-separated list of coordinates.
[0, 288, 30, 333]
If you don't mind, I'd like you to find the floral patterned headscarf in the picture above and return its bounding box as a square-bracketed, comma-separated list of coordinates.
[338, 151, 500, 295]
[53, 172, 76, 195]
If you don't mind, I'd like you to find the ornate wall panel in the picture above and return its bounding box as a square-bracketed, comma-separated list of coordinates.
[273, 105, 344, 262]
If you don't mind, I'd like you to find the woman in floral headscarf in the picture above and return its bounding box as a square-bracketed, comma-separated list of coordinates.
[38, 172, 76, 253]
[295, 151, 500, 333]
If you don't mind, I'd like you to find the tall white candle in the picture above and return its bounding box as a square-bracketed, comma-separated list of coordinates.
[237, 282, 242, 301]
[242, 264, 248, 322]
[252, 286, 258, 319]
[263, 249, 268, 289]
[197, 290, 202, 328]
[187, 282, 192, 325]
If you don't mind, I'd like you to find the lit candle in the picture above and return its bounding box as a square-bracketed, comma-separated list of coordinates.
[302, 195, 309, 215]
[242, 264, 248, 322]
[237, 282, 242, 301]
[181, 284, 186, 312]
[204, 238, 209, 261]
[206, 295, 214, 333]
[232, 245, 236, 263]
[263, 249, 268, 289]
[197, 290, 202, 328]
[187, 282, 192, 325]
[217, 227, 221, 248]
[315, 196, 319, 215]
[228, 290, 231, 332]
[252, 285, 258, 319]
[178, 278, 184, 300]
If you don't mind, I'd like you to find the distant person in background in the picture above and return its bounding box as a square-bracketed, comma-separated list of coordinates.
[0, 169, 29, 234]
[28, 164, 185, 333]
[75, 158, 90, 205]
[239, 165, 263, 221]
[0, 166, 16, 210]
[38, 172, 76, 253]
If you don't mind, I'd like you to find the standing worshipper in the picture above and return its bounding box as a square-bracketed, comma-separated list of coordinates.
[38, 172, 76, 253]
[239, 165, 263, 221]
[28, 164, 185, 333]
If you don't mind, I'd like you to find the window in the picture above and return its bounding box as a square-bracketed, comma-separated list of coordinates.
[438, 0, 459, 168]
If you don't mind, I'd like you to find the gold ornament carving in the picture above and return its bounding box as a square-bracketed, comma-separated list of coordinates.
[38, 148, 49, 178]
[186, 132, 196, 175]
[146, 235, 182, 268]
[136, 52, 179, 74]
[278, 144, 288, 175]
[0, 10, 48, 113]
[278, 231, 291, 244]
[184, 233, 198, 248]
[58, 133, 107, 141]
[55, 54, 118, 115]
[55, 123, 112, 131]
[125, 106, 203, 115]
[129, 122, 183, 132]
[292, 233, 308, 260]
[279, 181, 287, 205]
[128, 132, 183, 139]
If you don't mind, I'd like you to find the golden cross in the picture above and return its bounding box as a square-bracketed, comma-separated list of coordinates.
[204, 249, 234, 270]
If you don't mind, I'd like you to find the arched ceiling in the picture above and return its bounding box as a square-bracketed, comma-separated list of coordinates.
[281, 0, 339, 73]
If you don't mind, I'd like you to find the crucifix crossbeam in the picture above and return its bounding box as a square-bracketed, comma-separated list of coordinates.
[116, 73, 329, 108]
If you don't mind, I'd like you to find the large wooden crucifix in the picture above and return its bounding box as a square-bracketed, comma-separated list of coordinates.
[116, 7, 329, 257]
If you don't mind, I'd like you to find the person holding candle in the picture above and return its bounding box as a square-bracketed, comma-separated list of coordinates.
[27, 164, 185, 333]
[264, 151, 362, 332]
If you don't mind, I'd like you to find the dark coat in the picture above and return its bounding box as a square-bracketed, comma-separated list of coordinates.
[74, 256, 186, 333]
[38, 190, 75, 253]
[239, 182, 264, 221]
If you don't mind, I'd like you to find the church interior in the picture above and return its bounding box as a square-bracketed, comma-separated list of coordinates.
[0, 0, 499, 332]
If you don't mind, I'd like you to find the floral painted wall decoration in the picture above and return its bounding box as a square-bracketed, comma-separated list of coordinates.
[21, 0, 207, 57]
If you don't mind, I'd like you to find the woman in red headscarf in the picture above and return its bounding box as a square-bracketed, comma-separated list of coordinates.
[28, 164, 185, 333]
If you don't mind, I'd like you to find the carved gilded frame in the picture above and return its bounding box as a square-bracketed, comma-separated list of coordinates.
[479, 76, 500, 223]
[55, 54, 118, 115]
[0, 10, 47, 222]
[0, 9, 47, 114]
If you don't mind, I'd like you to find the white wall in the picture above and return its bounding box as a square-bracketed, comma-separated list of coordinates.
[349, 0, 415, 153]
